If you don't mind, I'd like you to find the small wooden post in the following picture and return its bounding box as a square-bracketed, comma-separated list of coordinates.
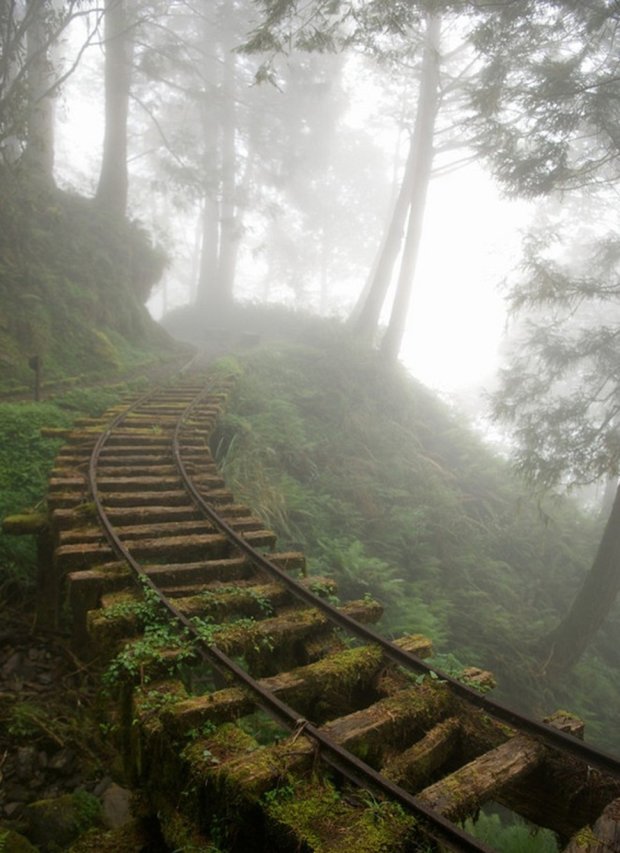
[28, 354, 41, 401]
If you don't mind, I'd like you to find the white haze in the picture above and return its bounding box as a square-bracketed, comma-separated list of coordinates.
[54, 32, 531, 403]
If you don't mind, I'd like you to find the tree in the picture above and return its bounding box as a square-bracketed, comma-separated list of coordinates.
[469, 0, 620, 197]
[475, 0, 620, 672]
[349, 20, 437, 344]
[246, 0, 481, 359]
[0, 0, 98, 175]
[22, 0, 56, 181]
[133, 0, 378, 321]
[96, 0, 132, 215]
[378, 12, 441, 361]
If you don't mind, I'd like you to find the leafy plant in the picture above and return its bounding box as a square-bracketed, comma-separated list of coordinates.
[464, 810, 559, 853]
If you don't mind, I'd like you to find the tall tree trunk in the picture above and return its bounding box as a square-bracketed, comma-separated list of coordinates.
[214, 38, 238, 315]
[96, 0, 130, 216]
[196, 194, 220, 310]
[349, 128, 419, 342]
[319, 224, 329, 314]
[598, 476, 618, 522]
[23, 0, 55, 181]
[195, 6, 221, 315]
[539, 484, 620, 674]
[380, 13, 441, 362]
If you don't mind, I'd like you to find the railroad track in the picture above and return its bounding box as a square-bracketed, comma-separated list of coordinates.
[42, 370, 620, 852]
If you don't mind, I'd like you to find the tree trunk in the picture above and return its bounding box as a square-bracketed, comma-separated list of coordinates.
[539, 484, 620, 674]
[380, 13, 441, 362]
[195, 4, 222, 312]
[214, 38, 238, 316]
[319, 224, 329, 314]
[349, 128, 419, 342]
[95, 0, 130, 216]
[196, 194, 220, 311]
[23, 0, 55, 181]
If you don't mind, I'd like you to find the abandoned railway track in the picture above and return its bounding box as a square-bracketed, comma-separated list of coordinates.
[37, 370, 620, 851]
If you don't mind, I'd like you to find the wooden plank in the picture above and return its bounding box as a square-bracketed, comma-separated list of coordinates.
[382, 716, 461, 791]
[418, 711, 585, 823]
[564, 798, 620, 852]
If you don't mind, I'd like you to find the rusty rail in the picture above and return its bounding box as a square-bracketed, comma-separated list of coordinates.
[47, 372, 620, 852]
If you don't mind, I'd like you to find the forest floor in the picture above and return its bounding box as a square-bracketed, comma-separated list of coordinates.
[0, 602, 102, 820]
[0, 597, 168, 850]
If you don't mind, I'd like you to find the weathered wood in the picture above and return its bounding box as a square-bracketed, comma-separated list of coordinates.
[57, 515, 265, 546]
[157, 632, 429, 737]
[322, 681, 455, 767]
[94, 488, 234, 507]
[382, 716, 461, 791]
[96, 598, 384, 675]
[49, 475, 88, 492]
[143, 551, 305, 587]
[93, 474, 224, 492]
[419, 732, 543, 822]
[177, 680, 454, 827]
[56, 528, 277, 571]
[161, 644, 386, 736]
[53, 504, 202, 529]
[563, 798, 620, 852]
[56, 532, 232, 571]
[66, 550, 306, 631]
[418, 711, 585, 823]
[2, 512, 48, 534]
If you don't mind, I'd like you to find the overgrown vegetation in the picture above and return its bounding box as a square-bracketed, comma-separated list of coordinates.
[0, 167, 181, 394]
[465, 810, 559, 853]
[0, 384, 146, 598]
[212, 331, 620, 752]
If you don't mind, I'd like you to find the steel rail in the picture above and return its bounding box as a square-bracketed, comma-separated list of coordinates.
[173, 391, 620, 783]
[86, 381, 495, 853]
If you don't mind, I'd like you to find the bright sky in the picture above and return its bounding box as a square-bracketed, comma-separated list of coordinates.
[400, 165, 530, 395]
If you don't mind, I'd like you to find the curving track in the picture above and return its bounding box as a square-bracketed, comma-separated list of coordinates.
[47, 371, 620, 852]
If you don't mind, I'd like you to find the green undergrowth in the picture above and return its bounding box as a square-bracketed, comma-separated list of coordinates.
[465, 810, 559, 852]
[0, 383, 144, 598]
[0, 166, 181, 393]
[213, 335, 620, 752]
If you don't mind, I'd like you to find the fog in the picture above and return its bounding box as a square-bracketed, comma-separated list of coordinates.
[44, 2, 620, 484]
[52, 6, 529, 404]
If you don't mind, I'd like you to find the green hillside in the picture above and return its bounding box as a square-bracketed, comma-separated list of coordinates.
[0, 168, 180, 395]
[212, 331, 620, 753]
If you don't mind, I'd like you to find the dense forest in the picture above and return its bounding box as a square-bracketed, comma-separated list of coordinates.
[2, 0, 620, 850]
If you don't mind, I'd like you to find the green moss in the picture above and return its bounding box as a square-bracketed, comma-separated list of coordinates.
[1, 512, 48, 533]
[264, 778, 416, 852]
[22, 792, 103, 851]
[91, 328, 122, 370]
[158, 809, 216, 853]
[66, 820, 157, 852]
[0, 827, 38, 852]
[0, 166, 181, 392]
[183, 722, 259, 775]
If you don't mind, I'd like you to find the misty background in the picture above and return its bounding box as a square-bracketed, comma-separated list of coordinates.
[52, 5, 532, 402]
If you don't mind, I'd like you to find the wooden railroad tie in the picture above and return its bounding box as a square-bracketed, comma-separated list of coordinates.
[4, 373, 620, 852]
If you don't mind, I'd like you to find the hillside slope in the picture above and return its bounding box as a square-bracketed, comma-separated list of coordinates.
[213, 334, 620, 752]
[0, 168, 180, 394]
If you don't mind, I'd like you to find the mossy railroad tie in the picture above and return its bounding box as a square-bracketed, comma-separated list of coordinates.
[45, 378, 620, 851]
[46, 380, 445, 850]
[129, 634, 438, 852]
